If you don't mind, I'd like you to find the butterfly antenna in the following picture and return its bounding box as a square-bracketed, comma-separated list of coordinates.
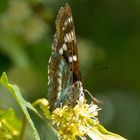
[83, 64, 111, 80]
[93, 64, 111, 74]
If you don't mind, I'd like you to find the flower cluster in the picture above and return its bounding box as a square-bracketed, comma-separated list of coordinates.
[51, 97, 100, 140]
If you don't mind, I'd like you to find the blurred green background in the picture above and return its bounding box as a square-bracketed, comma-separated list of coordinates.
[0, 0, 140, 139]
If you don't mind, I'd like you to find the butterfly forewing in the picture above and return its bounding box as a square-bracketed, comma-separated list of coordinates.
[52, 3, 81, 82]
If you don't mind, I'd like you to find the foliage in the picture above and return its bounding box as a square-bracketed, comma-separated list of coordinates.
[51, 98, 126, 140]
[0, 72, 56, 140]
[0, 72, 127, 140]
[0, 108, 21, 140]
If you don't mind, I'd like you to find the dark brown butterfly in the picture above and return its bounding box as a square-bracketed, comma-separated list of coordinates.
[48, 3, 84, 112]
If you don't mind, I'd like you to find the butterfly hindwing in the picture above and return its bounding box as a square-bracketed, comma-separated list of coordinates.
[48, 53, 71, 111]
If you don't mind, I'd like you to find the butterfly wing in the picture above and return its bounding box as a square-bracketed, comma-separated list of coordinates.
[52, 3, 81, 83]
[48, 4, 82, 111]
[48, 53, 71, 111]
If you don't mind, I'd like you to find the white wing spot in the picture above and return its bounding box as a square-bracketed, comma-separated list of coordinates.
[69, 56, 73, 63]
[70, 17, 73, 22]
[64, 32, 73, 43]
[62, 43, 67, 51]
[68, 17, 71, 23]
[64, 20, 68, 27]
[64, 17, 72, 27]
[48, 57, 51, 64]
[59, 48, 63, 54]
[47, 76, 50, 86]
[51, 44, 54, 50]
[64, 31, 74, 43]
[64, 36, 68, 43]
[58, 78, 62, 86]
[66, 33, 70, 42]
[57, 91, 61, 98]
[71, 30, 74, 38]
[69, 33, 72, 41]
[58, 85, 62, 92]
[48, 69, 50, 74]
[54, 33, 57, 38]
[62, 27, 65, 31]
[73, 55, 77, 61]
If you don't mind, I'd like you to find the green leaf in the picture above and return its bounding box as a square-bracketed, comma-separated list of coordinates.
[32, 98, 51, 120]
[0, 72, 41, 140]
[86, 124, 127, 140]
[0, 72, 57, 140]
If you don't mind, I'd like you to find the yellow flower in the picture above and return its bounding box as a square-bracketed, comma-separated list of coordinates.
[51, 97, 100, 140]
[74, 96, 99, 127]
[52, 106, 80, 140]
[34, 97, 127, 140]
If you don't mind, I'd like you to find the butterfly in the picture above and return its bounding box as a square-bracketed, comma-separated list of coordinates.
[48, 3, 84, 112]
